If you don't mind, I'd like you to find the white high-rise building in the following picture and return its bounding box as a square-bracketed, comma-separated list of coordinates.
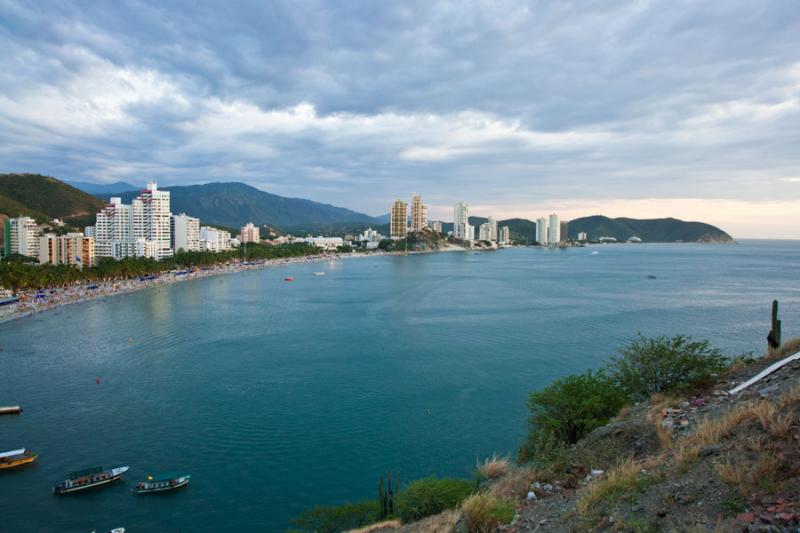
[453, 202, 469, 240]
[548, 213, 560, 244]
[239, 222, 260, 243]
[536, 217, 549, 245]
[431, 221, 443, 233]
[4, 216, 39, 258]
[171, 213, 200, 253]
[479, 223, 490, 241]
[94, 182, 172, 260]
[465, 224, 475, 242]
[500, 226, 511, 244]
[200, 226, 232, 252]
[487, 216, 498, 242]
[411, 195, 428, 232]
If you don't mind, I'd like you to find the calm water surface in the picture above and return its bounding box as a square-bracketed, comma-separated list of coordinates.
[1, 241, 799, 532]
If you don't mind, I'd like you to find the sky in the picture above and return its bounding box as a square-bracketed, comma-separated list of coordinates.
[0, 1, 799, 238]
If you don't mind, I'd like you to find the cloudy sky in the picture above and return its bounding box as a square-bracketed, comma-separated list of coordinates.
[1, 1, 799, 237]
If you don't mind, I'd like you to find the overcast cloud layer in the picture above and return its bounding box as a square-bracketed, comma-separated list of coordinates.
[1, 1, 799, 237]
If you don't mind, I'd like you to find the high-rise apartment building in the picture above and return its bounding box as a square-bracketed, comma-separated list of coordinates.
[453, 202, 469, 240]
[390, 199, 408, 238]
[479, 223, 490, 241]
[171, 213, 200, 252]
[94, 182, 172, 260]
[500, 226, 511, 244]
[3, 216, 39, 258]
[38, 233, 94, 269]
[548, 214, 560, 244]
[239, 222, 260, 243]
[536, 217, 549, 245]
[487, 216, 498, 242]
[410, 195, 427, 232]
[200, 226, 232, 252]
[431, 221, 443, 233]
[560, 221, 569, 243]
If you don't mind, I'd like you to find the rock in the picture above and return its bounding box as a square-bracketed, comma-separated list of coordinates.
[526, 491, 537, 501]
[541, 483, 554, 493]
[531, 481, 541, 490]
[699, 445, 722, 457]
[681, 401, 690, 408]
[758, 384, 780, 398]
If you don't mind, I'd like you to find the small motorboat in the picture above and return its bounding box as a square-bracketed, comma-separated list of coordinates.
[284, 277, 295, 282]
[647, 275, 657, 279]
[53, 466, 129, 495]
[313, 272, 326, 276]
[135, 473, 191, 494]
[0, 448, 37, 470]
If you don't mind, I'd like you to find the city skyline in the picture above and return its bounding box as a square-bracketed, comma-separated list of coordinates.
[0, 2, 798, 238]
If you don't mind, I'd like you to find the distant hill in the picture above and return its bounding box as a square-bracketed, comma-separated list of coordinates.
[107, 182, 380, 233]
[0, 173, 105, 226]
[66, 180, 138, 195]
[568, 215, 734, 243]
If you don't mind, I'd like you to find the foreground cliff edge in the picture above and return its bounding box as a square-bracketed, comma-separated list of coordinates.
[291, 304, 800, 533]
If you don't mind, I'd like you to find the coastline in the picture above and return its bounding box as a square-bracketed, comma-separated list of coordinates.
[0, 246, 473, 325]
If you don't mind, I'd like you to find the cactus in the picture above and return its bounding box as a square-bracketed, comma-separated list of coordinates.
[768, 299, 782, 350]
[377, 472, 399, 519]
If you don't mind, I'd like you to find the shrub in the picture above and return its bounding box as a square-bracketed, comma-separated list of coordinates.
[524, 369, 628, 448]
[290, 500, 379, 533]
[476, 454, 510, 480]
[461, 493, 516, 533]
[608, 334, 726, 400]
[395, 477, 474, 523]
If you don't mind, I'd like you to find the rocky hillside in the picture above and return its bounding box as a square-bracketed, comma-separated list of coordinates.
[356, 337, 800, 532]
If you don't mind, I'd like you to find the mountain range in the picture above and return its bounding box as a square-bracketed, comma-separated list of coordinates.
[3, 175, 734, 243]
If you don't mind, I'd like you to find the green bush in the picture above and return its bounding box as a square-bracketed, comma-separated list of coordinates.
[395, 477, 474, 523]
[289, 499, 379, 533]
[525, 369, 627, 447]
[607, 334, 727, 400]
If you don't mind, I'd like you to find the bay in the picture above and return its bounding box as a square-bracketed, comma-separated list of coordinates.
[1, 241, 798, 532]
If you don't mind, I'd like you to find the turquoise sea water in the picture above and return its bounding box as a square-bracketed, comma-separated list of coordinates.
[1, 241, 799, 532]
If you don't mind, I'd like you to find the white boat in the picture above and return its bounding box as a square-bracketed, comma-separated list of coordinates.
[313, 272, 326, 276]
[54, 466, 129, 495]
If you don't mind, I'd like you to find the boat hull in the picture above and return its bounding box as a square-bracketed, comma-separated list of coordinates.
[135, 478, 189, 494]
[54, 474, 123, 494]
[0, 454, 37, 470]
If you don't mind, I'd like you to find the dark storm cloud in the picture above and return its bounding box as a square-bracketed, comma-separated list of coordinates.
[0, 0, 799, 235]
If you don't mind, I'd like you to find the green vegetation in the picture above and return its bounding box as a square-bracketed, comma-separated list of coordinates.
[289, 500, 379, 533]
[0, 243, 320, 290]
[567, 215, 733, 243]
[608, 334, 727, 400]
[521, 335, 728, 464]
[377, 472, 399, 520]
[395, 477, 474, 523]
[0, 174, 104, 223]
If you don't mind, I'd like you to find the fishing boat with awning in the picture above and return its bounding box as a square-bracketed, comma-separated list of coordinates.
[53, 466, 129, 494]
[0, 449, 37, 470]
[134, 473, 191, 494]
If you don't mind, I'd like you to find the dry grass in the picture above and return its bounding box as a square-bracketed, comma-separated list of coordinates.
[674, 401, 758, 470]
[476, 453, 510, 480]
[400, 510, 460, 533]
[766, 336, 800, 361]
[576, 455, 663, 515]
[346, 520, 401, 532]
[487, 465, 539, 500]
[460, 493, 516, 533]
[715, 453, 781, 492]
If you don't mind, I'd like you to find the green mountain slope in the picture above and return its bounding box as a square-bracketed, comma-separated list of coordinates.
[568, 215, 734, 242]
[109, 182, 379, 232]
[0, 173, 105, 224]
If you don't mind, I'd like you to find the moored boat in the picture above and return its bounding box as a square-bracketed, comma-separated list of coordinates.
[0, 448, 38, 470]
[134, 473, 190, 494]
[53, 466, 129, 494]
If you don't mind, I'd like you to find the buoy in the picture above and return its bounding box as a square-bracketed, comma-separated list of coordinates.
[128, 338, 133, 343]
[96, 377, 101, 385]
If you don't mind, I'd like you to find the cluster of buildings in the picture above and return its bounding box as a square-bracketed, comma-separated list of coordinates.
[535, 214, 568, 245]
[389, 196, 512, 245]
[2, 181, 249, 269]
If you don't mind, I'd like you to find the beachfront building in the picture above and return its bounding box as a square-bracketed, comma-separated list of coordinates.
[410, 195, 427, 232]
[390, 200, 408, 239]
[240, 222, 260, 243]
[199, 226, 232, 253]
[548, 214, 560, 244]
[171, 213, 200, 253]
[487, 217, 498, 242]
[560, 221, 569, 243]
[578, 232, 588, 241]
[431, 221, 443, 234]
[479, 223, 490, 241]
[500, 226, 511, 244]
[453, 202, 469, 240]
[296, 236, 344, 251]
[357, 227, 383, 249]
[94, 182, 173, 260]
[3, 216, 40, 258]
[38, 233, 95, 269]
[536, 217, 548, 245]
